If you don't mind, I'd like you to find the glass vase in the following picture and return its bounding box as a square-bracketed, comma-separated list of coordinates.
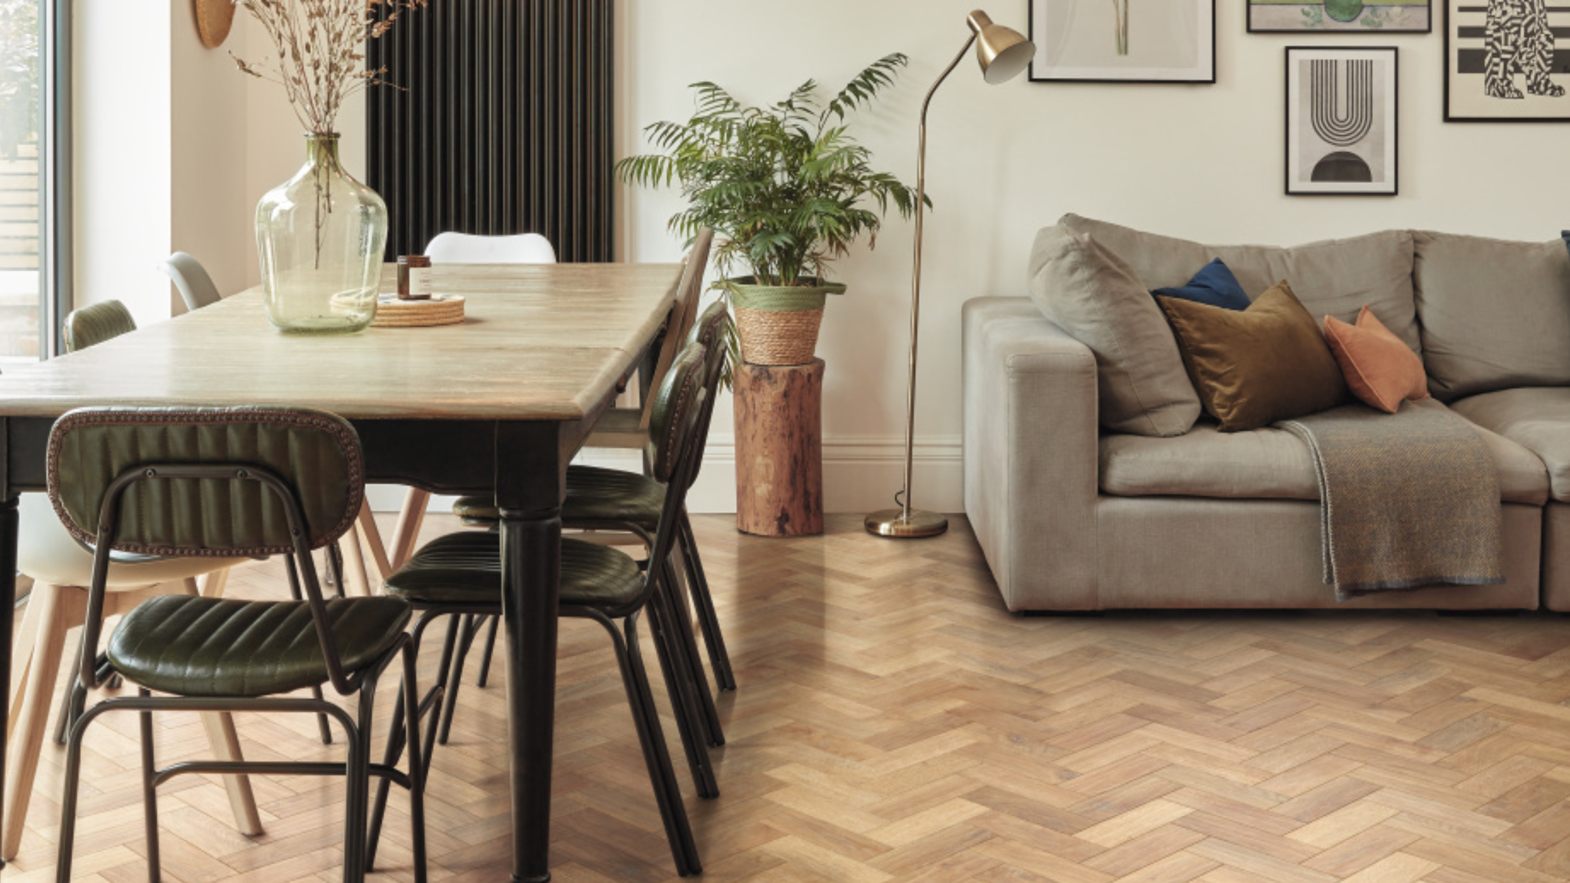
[255, 133, 388, 333]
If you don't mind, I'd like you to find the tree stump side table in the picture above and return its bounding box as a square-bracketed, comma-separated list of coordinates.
[733, 359, 825, 537]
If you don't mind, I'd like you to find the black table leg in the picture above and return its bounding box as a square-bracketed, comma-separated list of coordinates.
[0, 493, 16, 870]
[500, 507, 561, 883]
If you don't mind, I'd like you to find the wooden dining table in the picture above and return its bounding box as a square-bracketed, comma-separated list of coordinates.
[0, 261, 682, 882]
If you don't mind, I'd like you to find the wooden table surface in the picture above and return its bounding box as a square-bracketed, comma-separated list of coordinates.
[0, 262, 683, 420]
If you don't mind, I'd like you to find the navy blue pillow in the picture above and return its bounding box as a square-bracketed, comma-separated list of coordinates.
[1152, 258, 1250, 311]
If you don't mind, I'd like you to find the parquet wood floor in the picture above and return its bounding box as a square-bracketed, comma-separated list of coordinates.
[7, 513, 1570, 883]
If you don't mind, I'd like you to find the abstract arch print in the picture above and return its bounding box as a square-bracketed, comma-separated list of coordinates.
[1311, 59, 1376, 146]
[1286, 47, 1397, 194]
[1484, 0, 1565, 98]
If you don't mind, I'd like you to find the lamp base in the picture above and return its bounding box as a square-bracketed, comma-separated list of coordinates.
[864, 508, 949, 538]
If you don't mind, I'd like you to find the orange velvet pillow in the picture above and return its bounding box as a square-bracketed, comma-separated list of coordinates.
[1322, 306, 1430, 413]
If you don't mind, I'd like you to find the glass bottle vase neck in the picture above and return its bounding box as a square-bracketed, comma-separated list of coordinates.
[304, 133, 342, 166]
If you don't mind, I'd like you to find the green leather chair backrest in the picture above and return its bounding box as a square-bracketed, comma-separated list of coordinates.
[62, 300, 136, 353]
[645, 343, 709, 485]
[47, 406, 364, 557]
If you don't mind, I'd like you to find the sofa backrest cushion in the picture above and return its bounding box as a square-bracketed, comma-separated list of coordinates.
[1412, 231, 1570, 401]
[1060, 214, 1420, 353]
[1028, 226, 1201, 437]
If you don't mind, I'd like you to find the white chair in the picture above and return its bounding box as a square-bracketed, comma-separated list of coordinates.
[423, 231, 556, 264]
[159, 252, 223, 313]
[341, 232, 559, 584]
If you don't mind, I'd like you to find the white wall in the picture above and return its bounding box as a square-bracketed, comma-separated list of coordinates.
[150, 0, 1570, 513]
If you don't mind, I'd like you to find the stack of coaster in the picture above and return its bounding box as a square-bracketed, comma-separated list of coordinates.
[370, 293, 466, 328]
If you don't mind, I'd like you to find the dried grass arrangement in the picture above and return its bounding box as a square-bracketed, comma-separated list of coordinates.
[231, 0, 426, 134]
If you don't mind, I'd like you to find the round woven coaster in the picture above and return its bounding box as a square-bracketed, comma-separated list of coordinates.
[370, 294, 466, 328]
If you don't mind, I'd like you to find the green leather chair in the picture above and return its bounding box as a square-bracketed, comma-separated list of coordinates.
[47, 407, 431, 883]
[442, 300, 734, 749]
[367, 342, 719, 877]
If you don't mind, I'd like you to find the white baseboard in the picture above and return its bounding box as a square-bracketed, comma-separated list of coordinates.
[366, 435, 963, 516]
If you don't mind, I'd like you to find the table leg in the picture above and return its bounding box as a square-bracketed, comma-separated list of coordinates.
[0, 493, 16, 870]
[500, 507, 560, 883]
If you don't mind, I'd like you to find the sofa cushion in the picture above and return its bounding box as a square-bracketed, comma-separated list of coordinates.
[1412, 231, 1570, 401]
[1157, 281, 1348, 432]
[1100, 399, 1548, 505]
[1323, 305, 1430, 414]
[1027, 226, 1201, 437]
[1061, 214, 1420, 353]
[1152, 258, 1250, 310]
[1450, 387, 1570, 502]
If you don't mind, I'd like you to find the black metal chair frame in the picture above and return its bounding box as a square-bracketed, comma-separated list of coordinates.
[367, 357, 719, 878]
[436, 305, 736, 749]
[53, 459, 432, 883]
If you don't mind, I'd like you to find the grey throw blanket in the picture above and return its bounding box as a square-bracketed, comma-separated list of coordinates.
[1277, 400, 1503, 600]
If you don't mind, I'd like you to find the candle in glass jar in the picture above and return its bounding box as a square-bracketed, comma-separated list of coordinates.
[397, 255, 433, 300]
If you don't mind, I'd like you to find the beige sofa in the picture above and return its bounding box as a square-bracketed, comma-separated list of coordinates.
[964, 215, 1570, 612]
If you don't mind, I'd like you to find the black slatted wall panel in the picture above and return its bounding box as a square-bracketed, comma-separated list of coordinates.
[366, 0, 613, 262]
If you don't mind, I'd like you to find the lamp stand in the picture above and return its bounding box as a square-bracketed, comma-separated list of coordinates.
[864, 33, 977, 540]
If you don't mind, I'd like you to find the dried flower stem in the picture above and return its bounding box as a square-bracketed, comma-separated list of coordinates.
[232, 0, 426, 135]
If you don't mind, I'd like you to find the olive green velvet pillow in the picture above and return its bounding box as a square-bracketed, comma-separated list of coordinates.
[1156, 280, 1347, 432]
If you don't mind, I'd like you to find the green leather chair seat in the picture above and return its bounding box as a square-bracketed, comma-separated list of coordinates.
[384, 532, 643, 608]
[452, 464, 664, 529]
[107, 595, 412, 697]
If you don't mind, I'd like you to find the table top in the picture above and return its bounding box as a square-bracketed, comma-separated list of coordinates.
[0, 263, 682, 421]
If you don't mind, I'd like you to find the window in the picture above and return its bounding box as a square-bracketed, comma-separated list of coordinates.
[0, 0, 64, 363]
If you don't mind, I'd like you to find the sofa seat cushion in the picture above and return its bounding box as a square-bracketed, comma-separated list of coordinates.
[1100, 400, 1548, 505]
[1450, 387, 1570, 502]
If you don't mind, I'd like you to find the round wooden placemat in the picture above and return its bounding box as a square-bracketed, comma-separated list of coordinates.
[371, 294, 466, 328]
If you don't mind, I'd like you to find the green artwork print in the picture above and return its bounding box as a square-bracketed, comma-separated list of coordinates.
[1247, 0, 1429, 32]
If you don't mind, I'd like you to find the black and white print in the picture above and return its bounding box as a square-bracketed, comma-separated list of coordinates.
[1286, 47, 1399, 195]
[1446, 0, 1570, 119]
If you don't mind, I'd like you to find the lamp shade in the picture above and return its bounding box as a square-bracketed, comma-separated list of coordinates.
[967, 10, 1035, 84]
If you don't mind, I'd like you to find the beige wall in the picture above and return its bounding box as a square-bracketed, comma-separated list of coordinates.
[97, 0, 1570, 512]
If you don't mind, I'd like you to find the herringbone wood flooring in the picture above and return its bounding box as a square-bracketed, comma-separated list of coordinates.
[7, 513, 1570, 882]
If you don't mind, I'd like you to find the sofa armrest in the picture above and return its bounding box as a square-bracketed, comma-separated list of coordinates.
[963, 297, 1099, 611]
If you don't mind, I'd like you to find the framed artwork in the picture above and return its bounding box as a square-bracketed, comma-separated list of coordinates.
[1028, 0, 1215, 83]
[1444, 0, 1570, 121]
[1248, 1, 1431, 33]
[1285, 47, 1398, 195]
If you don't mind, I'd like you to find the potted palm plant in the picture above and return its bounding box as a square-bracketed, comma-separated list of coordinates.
[617, 53, 923, 367]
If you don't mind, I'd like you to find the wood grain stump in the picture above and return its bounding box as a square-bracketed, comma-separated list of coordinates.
[734, 359, 824, 537]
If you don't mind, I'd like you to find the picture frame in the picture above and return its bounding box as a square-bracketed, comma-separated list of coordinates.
[1443, 0, 1570, 121]
[1028, 0, 1215, 84]
[1285, 46, 1398, 195]
[1248, 1, 1431, 34]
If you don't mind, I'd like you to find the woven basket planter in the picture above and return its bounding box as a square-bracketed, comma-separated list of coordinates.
[725, 277, 846, 366]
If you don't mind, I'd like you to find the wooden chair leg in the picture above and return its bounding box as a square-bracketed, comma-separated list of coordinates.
[199, 712, 263, 836]
[176, 577, 264, 836]
[355, 500, 395, 582]
[338, 525, 373, 598]
[390, 490, 430, 570]
[8, 584, 44, 741]
[3, 582, 85, 861]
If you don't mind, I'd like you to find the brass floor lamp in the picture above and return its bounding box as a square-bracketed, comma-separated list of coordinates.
[866, 10, 1035, 538]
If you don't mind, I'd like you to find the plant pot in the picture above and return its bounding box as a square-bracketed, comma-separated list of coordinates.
[725, 277, 846, 366]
